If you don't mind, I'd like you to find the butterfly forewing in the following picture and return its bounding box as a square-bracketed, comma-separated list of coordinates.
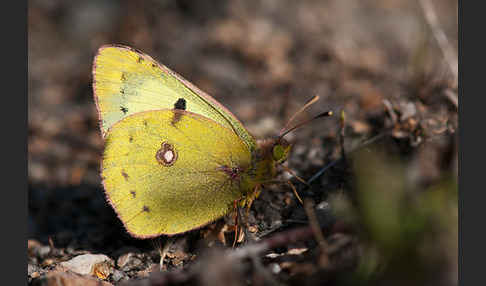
[93, 45, 256, 151]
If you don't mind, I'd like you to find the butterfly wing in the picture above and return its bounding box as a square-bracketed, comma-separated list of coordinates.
[101, 109, 252, 237]
[93, 45, 255, 151]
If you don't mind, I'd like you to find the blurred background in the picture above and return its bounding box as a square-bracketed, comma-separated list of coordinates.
[28, 0, 458, 285]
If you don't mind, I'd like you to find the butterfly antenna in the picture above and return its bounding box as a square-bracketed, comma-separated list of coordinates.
[279, 110, 333, 139]
[279, 95, 321, 135]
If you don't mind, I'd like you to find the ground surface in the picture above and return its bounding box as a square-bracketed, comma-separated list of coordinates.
[28, 1, 458, 285]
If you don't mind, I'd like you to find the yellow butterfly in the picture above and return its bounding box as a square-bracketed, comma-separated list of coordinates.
[92, 45, 330, 238]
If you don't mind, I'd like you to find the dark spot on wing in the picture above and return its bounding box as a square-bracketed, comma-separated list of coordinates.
[120, 106, 128, 114]
[129, 135, 133, 142]
[130, 191, 136, 198]
[120, 88, 125, 95]
[121, 72, 127, 81]
[143, 206, 150, 212]
[121, 170, 129, 180]
[151, 63, 157, 68]
[137, 56, 143, 63]
[143, 120, 148, 127]
[174, 98, 186, 110]
[172, 98, 186, 125]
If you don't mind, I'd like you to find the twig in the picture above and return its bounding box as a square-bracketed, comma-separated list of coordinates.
[304, 199, 330, 268]
[229, 226, 314, 260]
[157, 236, 176, 271]
[443, 88, 458, 109]
[418, 0, 458, 88]
[123, 226, 325, 285]
[383, 99, 398, 125]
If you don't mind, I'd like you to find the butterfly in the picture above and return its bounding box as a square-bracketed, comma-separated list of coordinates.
[92, 45, 331, 238]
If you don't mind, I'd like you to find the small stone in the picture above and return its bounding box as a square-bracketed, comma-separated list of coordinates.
[350, 120, 371, 134]
[28, 239, 41, 252]
[112, 269, 127, 282]
[93, 261, 112, 280]
[37, 246, 51, 258]
[265, 252, 281, 259]
[316, 201, 329, 210]
[117, 252, 144, 272]
[42, 258, 56, 267]
[269, 263, 281, 274]
[399, 102, 416, 121]
[60, 254, 113, 278]
[28, 263, 40, 277]
[28, 240, 52, 259]
[167, 249, 189, 267]
[287, 247, 308, 255]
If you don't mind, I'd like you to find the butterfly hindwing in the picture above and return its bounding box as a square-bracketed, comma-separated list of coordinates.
[101, 109, 252, 237]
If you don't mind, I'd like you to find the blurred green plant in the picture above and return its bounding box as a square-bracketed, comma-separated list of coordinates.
[330, 148, 457, 286]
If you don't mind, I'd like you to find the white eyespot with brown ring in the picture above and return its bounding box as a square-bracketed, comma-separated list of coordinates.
[156, 142, 178, 166]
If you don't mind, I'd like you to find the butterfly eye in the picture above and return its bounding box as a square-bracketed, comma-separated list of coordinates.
[272, 141, 291, 163]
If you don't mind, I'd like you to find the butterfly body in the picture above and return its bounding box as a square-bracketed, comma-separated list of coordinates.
[93, 45, 290, 238]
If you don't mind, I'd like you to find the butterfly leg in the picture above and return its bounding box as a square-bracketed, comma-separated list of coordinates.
[240, 185, 261, 244]
[287, 180, 304, 205]
[245, 185, 261, 217]
[232, 200, 239, 248]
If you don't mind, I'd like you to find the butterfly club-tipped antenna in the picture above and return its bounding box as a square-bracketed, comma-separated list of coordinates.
[270, 96, 333, 204]
[278, 110, 333, 140]
[279, 95, 321, 136]
[277, 95, 333, 141]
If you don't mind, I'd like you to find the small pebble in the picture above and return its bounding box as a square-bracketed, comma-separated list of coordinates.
[117, 252, 144, 271]
[287, 247, 308, 255]
[316, 201, 329, 210]
[269, 263, 281, 274]
[112, 269, 127, 282]
[28, 263, 40, 277]
[60, 254, 113, 278]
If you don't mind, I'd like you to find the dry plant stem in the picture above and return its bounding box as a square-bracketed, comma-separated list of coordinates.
[326, 235, 353, 256]
[303, 199, 330, 268]
[383, 99, 398, 125]
[48, 236, 55, 256]
[141, 227, 317, 286]
[229, 226, 315, 260]
[158, 236, 176, 270]
[418, 0, 458, 88]
[443, 89, 458, 109]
